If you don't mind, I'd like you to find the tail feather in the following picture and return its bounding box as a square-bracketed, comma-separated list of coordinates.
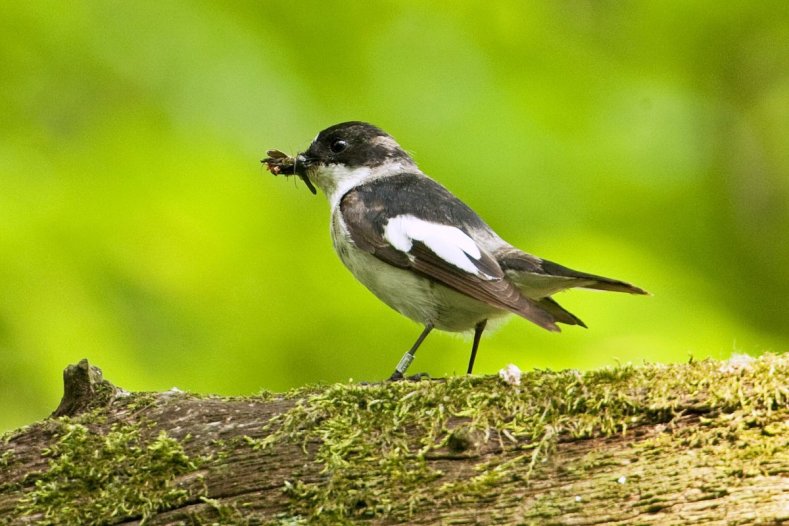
[540, 260, 649, 295]
[582, 279, 648, 295]
[536, 297, 587, 328]
[496, 250, 647, 329]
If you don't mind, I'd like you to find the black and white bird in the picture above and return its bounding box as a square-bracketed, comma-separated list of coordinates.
[264, 122, 647, 380]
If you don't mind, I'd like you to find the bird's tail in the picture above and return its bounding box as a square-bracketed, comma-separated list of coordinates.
[540, 259, 649, 295]
[498, 250, 649, 297]
[494, 249, 647, 330]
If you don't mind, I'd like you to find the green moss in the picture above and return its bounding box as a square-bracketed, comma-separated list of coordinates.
[258, 354, 789, 523]
[0, 448, 16, 468]
[0, 447, 21, 496]
[15, 419, 201, 525]
[197, 496, 262, 525]
[121, 391, 160, 413]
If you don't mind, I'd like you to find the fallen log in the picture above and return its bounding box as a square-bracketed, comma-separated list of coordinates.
[1, 354, 788, 525]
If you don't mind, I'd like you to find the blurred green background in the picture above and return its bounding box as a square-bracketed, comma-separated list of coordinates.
[2, 1, 787, 432]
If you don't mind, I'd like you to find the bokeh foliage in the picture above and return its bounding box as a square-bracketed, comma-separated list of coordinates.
[1, 1, 787, 431]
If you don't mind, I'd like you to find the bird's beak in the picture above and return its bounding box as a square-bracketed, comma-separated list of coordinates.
[293, 153, 317, 195]
[293, 153, 310, 176]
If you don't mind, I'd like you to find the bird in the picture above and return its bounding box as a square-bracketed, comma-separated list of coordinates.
[263, 121, 647, 380]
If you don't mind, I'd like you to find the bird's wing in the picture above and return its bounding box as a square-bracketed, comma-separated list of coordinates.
[339, 174, 559, 331]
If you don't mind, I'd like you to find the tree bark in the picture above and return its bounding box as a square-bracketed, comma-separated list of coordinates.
[1, 355, 788, 525]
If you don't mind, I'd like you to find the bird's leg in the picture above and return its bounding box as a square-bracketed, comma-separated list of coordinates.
[467, 319, 487, 375]
[388, 323, 434, 381]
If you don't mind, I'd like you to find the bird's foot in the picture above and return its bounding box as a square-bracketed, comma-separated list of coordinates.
[387, 371, 430, 382]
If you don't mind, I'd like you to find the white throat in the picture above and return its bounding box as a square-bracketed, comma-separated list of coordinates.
[309, 161, 417, 210]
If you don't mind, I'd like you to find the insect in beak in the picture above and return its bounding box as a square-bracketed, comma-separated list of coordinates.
[261, 149, 317, 195]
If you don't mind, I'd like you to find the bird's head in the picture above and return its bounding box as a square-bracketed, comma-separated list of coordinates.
[265, 122, 417, 202]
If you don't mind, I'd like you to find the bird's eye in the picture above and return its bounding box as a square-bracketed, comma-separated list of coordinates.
[330, 139, 348, 154]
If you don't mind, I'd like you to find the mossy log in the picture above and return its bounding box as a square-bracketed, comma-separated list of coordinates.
[1, 355, 788, 525]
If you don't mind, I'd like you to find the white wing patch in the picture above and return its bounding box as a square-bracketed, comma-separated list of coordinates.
[384, 214, 487, 276]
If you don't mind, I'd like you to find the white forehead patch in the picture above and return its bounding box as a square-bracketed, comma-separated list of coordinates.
[384, 214, 487, 276]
